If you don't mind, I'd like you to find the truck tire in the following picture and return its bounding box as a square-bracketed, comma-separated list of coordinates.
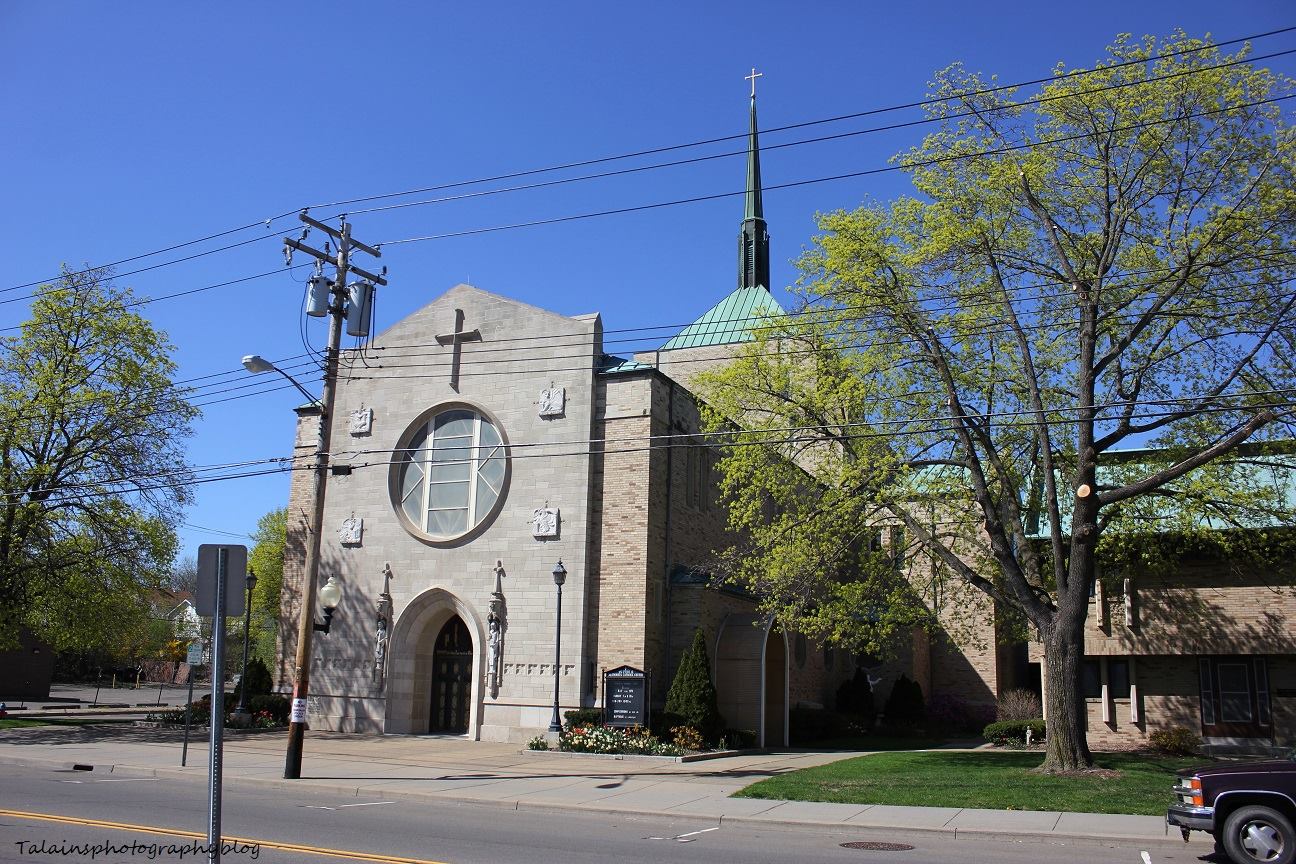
[1222, 805, 1294, 864]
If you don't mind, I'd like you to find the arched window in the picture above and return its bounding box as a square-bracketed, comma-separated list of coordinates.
[394, 407, 507, 541]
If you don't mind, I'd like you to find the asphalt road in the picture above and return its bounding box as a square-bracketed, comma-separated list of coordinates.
[0, 762, 1220, 864]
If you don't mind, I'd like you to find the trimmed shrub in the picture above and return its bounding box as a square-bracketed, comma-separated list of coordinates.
[526, 735, 550, 751]
[835, 669, 876, 727]
[882, 674, 925, 725]
[996, 689, 1042, 723]
[234, 658, 273, 701]
[1149, 726, 1200, 756]
[664, 629, 725, 743]
[983, 718, 1046, 746]
[563, 708, 603, 729]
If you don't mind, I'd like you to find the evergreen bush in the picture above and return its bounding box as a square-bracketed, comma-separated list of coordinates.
[664, 629, 725, 743]
[882, 674, 925, 725]
[233, 657, 273, 701]
[835, 668, 875, 726]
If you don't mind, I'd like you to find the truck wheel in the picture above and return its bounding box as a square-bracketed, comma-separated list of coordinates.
[1222, 805, 1294, 864]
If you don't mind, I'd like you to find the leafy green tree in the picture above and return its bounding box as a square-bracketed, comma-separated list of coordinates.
[697, 32, 1295, 771]
[0, 267, 197, 651]
[247, 508, 286, 664]
[664, 629, 725, 742]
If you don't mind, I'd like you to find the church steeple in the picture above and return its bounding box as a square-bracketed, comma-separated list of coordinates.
[738, 71, 771, 292]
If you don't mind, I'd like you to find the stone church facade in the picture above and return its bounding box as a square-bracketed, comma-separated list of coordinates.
[274, 94, 863, 744]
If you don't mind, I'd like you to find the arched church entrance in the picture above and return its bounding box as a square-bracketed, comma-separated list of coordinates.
[385, 587, 483, 737]
[430, 616, 472, 733]
[713, 613, 789, 747]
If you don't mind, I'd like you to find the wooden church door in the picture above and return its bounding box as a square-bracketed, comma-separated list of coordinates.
[430, 616, 472, 733]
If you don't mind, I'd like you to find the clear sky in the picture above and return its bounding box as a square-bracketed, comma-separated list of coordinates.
[2, 1, 1293, 565]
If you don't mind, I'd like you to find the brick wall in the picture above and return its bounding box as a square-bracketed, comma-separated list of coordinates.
[275, 405, 320, 692]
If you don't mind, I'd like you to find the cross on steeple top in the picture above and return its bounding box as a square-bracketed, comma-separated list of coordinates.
[435, 308, 481, 392]
[745, 67, 763, 98]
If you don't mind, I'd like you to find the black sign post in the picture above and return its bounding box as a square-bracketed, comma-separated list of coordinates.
[603, 665, 649, 728]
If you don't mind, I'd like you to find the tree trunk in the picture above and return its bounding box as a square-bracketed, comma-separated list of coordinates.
[1039, 619, 1093, 772]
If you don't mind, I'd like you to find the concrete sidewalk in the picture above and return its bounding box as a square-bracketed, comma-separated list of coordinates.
[0, 723, 1207, 849]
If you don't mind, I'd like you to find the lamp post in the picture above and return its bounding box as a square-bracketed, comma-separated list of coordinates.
[548, 560, 567, 733]
[233, 567, 258, 720]
[242, 342, 339, 779]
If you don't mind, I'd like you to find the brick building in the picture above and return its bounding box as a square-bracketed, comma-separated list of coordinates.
[275, 93, 859, 743]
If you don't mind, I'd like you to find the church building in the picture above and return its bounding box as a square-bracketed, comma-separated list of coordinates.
[275, 92, 864, 744]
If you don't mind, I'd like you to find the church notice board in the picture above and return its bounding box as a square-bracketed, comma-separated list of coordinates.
[603, 665, 649, 728]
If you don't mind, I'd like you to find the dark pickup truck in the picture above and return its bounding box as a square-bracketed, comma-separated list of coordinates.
[1168, 756, 1296, 864]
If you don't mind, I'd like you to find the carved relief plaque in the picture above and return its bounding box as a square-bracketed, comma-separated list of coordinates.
[538, 386, 565, 418]
[339, 516, 363, 546]
[531, 506, 559, 538]
[349, 407, 373, 436]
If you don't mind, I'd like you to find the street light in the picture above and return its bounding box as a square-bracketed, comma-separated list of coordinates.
[242, 349, 338, 779]
[241, 355, 321, 406]
[548, 560, 567, 734]
[233, 567, 259, 720]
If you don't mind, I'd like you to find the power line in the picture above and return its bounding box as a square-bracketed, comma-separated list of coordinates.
[3, 252, 1289, 436]
[376, 92, 1296, 247]
[7, 388, 1290, 505]
[341, 48, 1296, 221]
[8, 26, 1292, 297]
[311, 26, 1296, 214]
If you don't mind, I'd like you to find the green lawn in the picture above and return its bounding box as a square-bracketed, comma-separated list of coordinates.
[735, 750, 1199, 815]
[0, 717, 132, 729]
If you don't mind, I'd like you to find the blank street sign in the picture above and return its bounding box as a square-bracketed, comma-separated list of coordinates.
[196, 544, 248, 617]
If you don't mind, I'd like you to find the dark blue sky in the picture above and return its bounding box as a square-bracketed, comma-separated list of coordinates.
[2, 1, 1292, 560]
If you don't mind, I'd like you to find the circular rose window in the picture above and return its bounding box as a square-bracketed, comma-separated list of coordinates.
[392, 406, 508, 543]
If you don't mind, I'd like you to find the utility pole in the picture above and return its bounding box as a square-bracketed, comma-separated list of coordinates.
[281, 211, 386, 779]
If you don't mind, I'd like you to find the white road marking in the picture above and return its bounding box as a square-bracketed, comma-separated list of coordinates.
[301, 801, 397, 811]
[645, 826, 720, 842]
[1140, 853, 1151, 864]
[59, 778, 153, 784]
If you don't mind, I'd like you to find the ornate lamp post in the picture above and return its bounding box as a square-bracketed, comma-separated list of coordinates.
[547, 560, 566, 733]
[233, 568, 258, 719]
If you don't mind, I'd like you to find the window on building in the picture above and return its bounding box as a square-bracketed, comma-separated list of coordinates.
[1217, 662, 1252, 723]
[1199, 659, 1216, 726]
[1108, 658, 1130, 699]
[1198, 656, 1272, 731]
[394, 407, 507, 541]
[1081, 659, 1102, 698]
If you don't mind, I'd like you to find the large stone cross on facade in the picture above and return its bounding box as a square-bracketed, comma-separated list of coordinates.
[435, 308, 481, 392]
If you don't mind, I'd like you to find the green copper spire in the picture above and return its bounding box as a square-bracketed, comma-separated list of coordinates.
[738, 71, 770, 291]
[744, 95, 764, 221]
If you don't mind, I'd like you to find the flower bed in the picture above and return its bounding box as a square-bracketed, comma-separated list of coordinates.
[526, 724, 684, 756]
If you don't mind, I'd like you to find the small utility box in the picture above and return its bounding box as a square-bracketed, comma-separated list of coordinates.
[603, 665, 649, 728]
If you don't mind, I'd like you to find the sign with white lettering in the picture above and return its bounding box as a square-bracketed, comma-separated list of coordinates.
[603, 665, 648, 728]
